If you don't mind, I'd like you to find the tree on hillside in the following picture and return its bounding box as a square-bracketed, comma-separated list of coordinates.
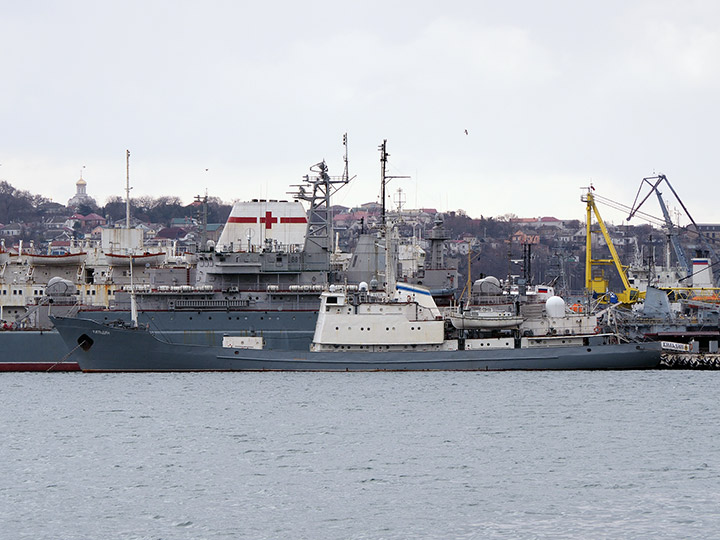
[101, 196, 128, 223]
[0, 181, 49, 223]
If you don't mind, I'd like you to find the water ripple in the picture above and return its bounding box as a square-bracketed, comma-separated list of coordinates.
[1, 371, 719, 539]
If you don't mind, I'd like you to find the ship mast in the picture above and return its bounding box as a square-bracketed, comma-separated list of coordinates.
[378, 140, 409, 294]
[125, 149, 138, 327]
[125, 149, 132, 231]
[288, 138, 352, 261]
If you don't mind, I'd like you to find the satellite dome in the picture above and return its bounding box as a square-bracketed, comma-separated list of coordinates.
[545, 295, 566, 318]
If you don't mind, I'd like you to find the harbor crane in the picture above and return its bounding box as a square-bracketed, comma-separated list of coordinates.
[627, 174, 718, 280]
[582, 186, 641, 305]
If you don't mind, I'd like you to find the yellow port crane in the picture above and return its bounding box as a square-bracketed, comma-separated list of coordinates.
[582, 186, 641, 305]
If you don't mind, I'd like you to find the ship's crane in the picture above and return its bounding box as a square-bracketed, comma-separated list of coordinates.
[582, 187, 641, 305]
[627, 174, 718, 280]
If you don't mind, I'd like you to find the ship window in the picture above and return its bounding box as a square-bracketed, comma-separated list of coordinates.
[326, 296, 338, 304]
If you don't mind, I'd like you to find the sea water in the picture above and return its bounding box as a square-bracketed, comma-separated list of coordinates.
[1, 371, 718, 540]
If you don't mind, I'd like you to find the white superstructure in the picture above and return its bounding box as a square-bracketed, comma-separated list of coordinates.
[216, 200, 308, 252]
[311, 282, 454, 352]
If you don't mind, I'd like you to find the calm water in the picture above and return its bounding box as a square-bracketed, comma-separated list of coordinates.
[1, 371, 719, 540]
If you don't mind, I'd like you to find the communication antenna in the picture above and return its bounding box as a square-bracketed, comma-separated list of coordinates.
[378, 140, 410, 225]
[393, 187, 406, 212]
[245, 227, 255, 252]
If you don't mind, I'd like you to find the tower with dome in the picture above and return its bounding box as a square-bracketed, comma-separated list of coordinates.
[67, 174, 97, 209]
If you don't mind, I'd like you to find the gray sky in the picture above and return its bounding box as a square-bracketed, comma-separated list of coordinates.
[2, 0, 719, 225]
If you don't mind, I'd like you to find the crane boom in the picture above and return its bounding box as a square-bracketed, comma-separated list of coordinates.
[583, 187, 640, 305]
[628, 174, 717, 277]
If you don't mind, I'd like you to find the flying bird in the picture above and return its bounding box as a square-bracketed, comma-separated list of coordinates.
[464, 129, 468, 135]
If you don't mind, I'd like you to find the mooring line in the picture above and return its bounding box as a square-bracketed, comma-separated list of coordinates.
[46, 342, 84, 372]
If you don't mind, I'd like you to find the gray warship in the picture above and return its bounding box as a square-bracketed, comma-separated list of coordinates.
[51, 281, 661, 372]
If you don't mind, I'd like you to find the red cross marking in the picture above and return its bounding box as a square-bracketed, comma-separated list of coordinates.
[259, 211, 278, 230]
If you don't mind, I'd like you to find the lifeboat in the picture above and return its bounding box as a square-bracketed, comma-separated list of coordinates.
[25, 252, 88, 266]
[105, 252, 166, 266]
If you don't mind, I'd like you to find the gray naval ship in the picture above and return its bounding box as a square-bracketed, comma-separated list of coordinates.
[51, 280, 662, 372]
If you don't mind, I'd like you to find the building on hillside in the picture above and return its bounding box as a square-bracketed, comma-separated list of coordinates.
[697, 223, 720, 244]
[170, 217, 197, 228]
[511, 231, 540, 245]
[1, 223, 23, 237]
[67, 176, 97, 209]
[154, 227, 189, 242]
[510, 216, 565, 229]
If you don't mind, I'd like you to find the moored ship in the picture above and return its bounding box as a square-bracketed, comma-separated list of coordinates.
[51, 281, 661, 372]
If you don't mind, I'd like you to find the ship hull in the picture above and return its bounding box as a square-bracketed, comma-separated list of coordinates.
[52, 317, 662, 372]
[0, 330, 80, 371]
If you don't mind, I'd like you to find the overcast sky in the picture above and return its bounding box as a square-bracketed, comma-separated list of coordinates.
[2, 0, 719, 226]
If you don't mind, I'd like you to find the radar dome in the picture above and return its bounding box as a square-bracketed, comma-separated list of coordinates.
[45, 277, 76, 296]
[545, 296, 566, 318]
[358, 281, 369, 292]
[472, 276, 502, 295]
